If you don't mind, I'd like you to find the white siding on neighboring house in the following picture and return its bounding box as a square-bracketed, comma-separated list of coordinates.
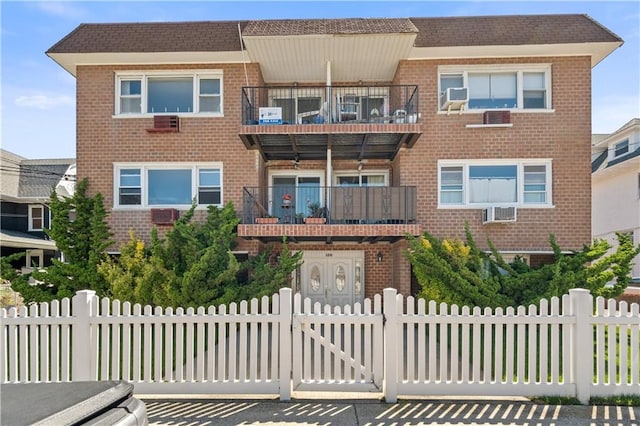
[592, 118, 640, 280]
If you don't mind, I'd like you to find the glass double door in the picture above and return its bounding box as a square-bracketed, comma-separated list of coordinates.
[300, 251, 364, 307]
[272, 176, 321, 221]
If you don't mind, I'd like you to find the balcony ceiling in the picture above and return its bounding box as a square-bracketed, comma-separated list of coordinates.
[239, 124, 421, 161]
[242, 33, 416, 83]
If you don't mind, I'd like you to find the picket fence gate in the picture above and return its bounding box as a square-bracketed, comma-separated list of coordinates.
[1, 288, 639, 403]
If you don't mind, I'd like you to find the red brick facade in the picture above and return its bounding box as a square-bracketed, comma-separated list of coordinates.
[71, 33, 597, 300]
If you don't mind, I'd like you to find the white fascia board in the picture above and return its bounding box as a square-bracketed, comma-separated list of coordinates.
[408, 42, 622, 67]
[47, 51, 249, 76]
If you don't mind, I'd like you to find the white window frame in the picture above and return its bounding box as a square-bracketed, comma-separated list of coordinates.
[438, 64, 552, 112]
[437, 159, 553, 208]
[268, 170, 325, 214]
[611, 139, 630, 159]
[28, 205, 45, 231]
[114, 70, 223, 116]
[333, 170, 389, 187]
[113, 163, 223, 209]
[26, 249, 44, 269]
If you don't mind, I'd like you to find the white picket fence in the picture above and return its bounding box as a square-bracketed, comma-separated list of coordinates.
[1, 288, 639, 403]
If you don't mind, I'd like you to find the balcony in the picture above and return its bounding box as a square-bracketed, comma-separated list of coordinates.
[239, 85, 422, 162]
[239, 186, 421, 243]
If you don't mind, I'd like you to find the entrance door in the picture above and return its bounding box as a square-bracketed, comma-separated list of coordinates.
[300, 251, 364, 307]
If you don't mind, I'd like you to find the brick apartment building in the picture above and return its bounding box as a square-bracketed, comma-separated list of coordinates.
[47, 14, 622, 306]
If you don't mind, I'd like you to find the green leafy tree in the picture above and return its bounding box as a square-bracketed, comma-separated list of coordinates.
[235, 236, 304, 303]
[407, 225, 640, 308]
[100, 204, 303, 308]
[14, 179, 113, 303]
[0, 253, 33, 302]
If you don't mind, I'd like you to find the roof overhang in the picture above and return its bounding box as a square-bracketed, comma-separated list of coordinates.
[47, 51, 248, 76]
[0, 231, 57, 251]
[242, 33, 417, 83]
[408, 42, 623, 67]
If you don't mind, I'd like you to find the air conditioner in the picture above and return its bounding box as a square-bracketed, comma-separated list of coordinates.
[147, 115, 180, 132]
[482, 206, 517, 224]
[151, 208, 179, 225]
[483, 110, 511, 124]
[440, 87, 469, 111]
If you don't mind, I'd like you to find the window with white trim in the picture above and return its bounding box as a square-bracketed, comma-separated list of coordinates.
[28, 205, 44, 231]
[115, 71, 223, 115]
[439, 65, 551, 111]
[612, 139, 629, 158]
[438, 160, 552, 207]
[114, 164, 222, 208]
[26, 250, 43, 269]
[335, 172, 387, 187]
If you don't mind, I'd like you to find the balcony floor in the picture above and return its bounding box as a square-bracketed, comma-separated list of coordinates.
[239, 123, 421, 161]
[238, 223, 422, 244]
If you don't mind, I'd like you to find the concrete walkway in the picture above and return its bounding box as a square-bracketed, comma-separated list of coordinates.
[142, 397, 640, 425]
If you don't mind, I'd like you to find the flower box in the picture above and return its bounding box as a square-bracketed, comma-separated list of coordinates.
[256, 217, 278, 224]
[304, 217, 326, 224]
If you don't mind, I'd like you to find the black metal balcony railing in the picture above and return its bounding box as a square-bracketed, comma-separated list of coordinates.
[243, 186, 417, 225]
[242, 85, 419, 126]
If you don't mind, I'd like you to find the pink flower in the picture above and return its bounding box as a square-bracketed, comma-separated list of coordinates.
[282, 193, 292, 201]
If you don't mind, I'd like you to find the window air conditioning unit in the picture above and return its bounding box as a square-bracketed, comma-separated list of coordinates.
[440, 87, 469, 111]
[482, 206, 517, 224]
[151, 208, 179, 225]
[483, 110, 511, 124]
[147, 115, 180, 132]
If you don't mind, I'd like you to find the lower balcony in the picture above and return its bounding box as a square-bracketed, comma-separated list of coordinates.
[239, 186, 422, 243]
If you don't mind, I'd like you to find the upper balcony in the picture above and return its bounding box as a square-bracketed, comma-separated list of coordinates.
[239, 85, 422, 162]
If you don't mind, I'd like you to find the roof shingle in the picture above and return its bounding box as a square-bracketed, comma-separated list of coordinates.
[410, 14, 622, 47]
[47, 14, 622, 54]
[242, 18, 418, 36]
[47, 20, 249, 54]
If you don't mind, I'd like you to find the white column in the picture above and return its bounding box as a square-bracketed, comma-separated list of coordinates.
[570, 288, 593, 404]
[279, 287, 292, 401]
[383, 288, 399, 403]
[72, 290, 96, 381]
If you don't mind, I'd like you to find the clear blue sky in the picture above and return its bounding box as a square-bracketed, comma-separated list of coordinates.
[1, 1, 639, 159]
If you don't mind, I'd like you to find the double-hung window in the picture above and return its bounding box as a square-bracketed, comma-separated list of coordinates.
[115, 71, 223, 115]
[28, 205, 45, 231]
[438, 65, 551, 111]
[612, 139, 629, 158]
[438, 160, 552, 207]
[114, 164, 223, 208]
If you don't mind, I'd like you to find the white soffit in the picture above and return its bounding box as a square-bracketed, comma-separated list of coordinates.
[47, 51, 248, 76]
[242, 33, 417, 83]
[409, 42, 622, 67]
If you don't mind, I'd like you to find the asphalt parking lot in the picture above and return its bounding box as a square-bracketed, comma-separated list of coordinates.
[143, 398, 640, 426]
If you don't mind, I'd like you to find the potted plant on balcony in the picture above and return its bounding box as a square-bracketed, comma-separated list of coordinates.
[304, 202, 327, 224]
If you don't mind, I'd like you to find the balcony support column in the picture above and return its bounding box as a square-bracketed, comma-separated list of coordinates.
[326, 61, 333, 123]
[326, 147, 332, 214]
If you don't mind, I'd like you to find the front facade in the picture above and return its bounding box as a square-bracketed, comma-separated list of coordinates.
[47, 14, 622, 304]
[0, 149, 75, 271]
[592, 119, 640, 280]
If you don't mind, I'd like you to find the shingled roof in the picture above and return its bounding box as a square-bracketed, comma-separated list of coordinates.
[47, 20, 249, 54]
[47, 14, 621, 54]
[410, 14, 622, 47]
[242, 18, 418, 36]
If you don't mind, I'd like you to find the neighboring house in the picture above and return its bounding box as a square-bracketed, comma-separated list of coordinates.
[592, 118, 640, 281]
[0, 149, 75, 271]
[46, 14, 622, 305]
